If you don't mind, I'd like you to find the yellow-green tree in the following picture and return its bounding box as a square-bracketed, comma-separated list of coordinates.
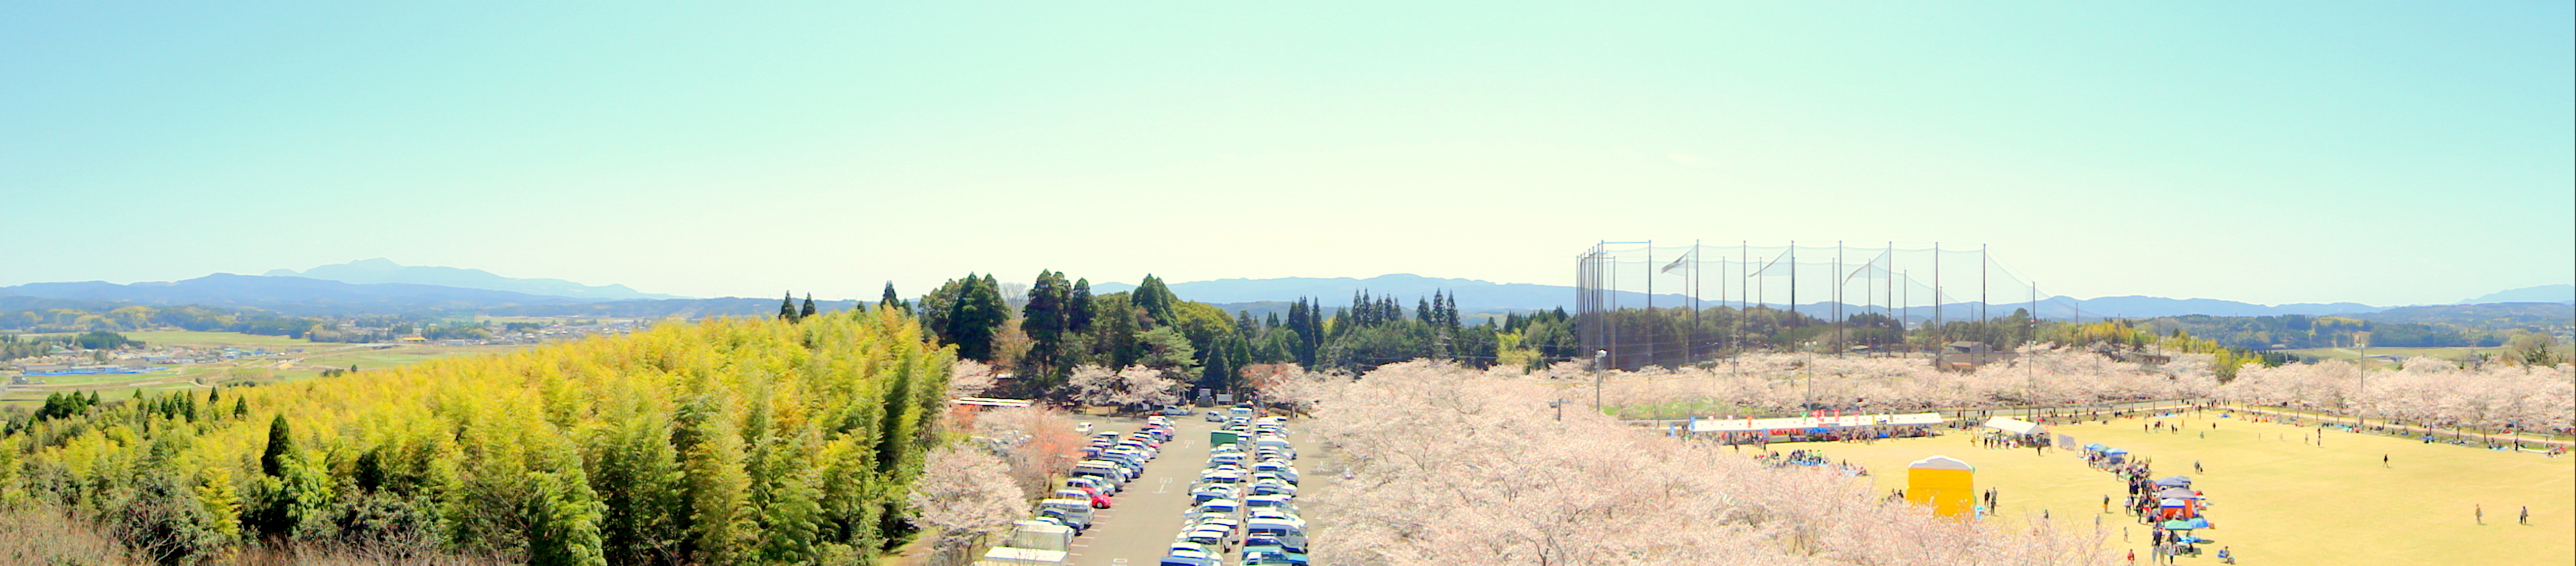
[0, 309, 949, 565]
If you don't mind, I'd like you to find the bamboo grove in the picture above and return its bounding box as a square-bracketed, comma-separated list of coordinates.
[0, 309, 951, 565]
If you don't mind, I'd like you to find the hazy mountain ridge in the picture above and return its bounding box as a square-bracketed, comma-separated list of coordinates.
[2, 274, 590, 315]
[268, 258, 684, 300]
[2460, 284, 2575, 304]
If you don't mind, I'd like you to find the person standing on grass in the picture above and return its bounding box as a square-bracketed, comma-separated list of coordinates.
[2476, 504, 2484, 525]
[2520, 506, 2529, 525]
[2383, 453, 2389, 467]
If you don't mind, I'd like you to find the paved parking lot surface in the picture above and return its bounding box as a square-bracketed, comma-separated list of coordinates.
[1064, 416, 1216, 566]
[1061, 413, 1330, 566]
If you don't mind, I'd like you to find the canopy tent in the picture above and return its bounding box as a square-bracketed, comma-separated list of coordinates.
[2154, 476, 2194, 487]
[2104, 449, 2130, 455]
[2159, 498, 2188, 508]
[2155, 487, 2202, 499]
[1981, 417, 2047, 436]
[2082, 443, 2108, 452]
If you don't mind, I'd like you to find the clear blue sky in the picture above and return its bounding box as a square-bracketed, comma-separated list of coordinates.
[4, 2, 2568, 306]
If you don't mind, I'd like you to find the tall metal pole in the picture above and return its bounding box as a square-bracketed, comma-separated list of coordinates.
[1593, 349, 1607, 410]
[1933, 242, 1942, 338]
[1836, 241, 1845, 357]
[1693, 240, 1702, 364]
[1645, 241, 1654, 368]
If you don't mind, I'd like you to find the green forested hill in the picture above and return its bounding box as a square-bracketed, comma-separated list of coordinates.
[1, 310, 950, 565]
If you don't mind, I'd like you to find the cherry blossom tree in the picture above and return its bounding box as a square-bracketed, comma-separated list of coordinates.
[949, 358, 1001, 399]
[909, 445, 1027, 562]
[1302, 361, 2111, 566]
[1066, 364, 1182, 410]
[2225, 357, 2574, 437]
[1248, 363, 1341, 416]
[967, 406, 1083, 497]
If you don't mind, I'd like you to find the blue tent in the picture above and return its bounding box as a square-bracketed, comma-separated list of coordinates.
[2160, 517, 2213, 530]
[2153, 476, 2193, 487]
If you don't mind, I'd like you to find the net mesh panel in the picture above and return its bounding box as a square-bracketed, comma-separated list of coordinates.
[1574, 242, 2086, 369]
[1576, 242, 2081, 321]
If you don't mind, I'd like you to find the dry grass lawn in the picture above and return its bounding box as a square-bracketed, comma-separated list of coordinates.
[1796, 411, 2574, 565]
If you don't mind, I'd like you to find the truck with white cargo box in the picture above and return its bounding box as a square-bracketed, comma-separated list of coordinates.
[975, 546, 1068, 565]
[1008, 520, 1074, 551]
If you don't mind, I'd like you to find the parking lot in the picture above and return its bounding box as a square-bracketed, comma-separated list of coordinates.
[1061, 412, 1325, 566]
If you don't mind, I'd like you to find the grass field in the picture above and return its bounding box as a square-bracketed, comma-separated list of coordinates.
[1796, 413, 2575, 565]
[111, 330, 331, 349]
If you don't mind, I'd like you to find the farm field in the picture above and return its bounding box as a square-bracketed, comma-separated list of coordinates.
[116, 330, 331, 349]
[2, 331, 529, 408]
[1803, 413, 2575, 565]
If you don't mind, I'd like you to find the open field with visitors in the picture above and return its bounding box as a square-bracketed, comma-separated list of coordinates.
[1811, 412, 2575, 566]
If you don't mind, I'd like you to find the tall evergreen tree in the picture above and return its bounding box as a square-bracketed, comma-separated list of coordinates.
[1133, 275, 1177, 325]
[780, 291, 800, 322]
[1067, 279, 1096, 332]
[1020, 270, 1072, 388]
[800, 294, 818, 319]
[943, 274, 1010, 361]
[879, 282, 908, 313]
[261, 414, 293, 477]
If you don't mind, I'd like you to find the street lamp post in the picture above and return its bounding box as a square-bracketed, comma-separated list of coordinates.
[1594, 349, 1609, 411]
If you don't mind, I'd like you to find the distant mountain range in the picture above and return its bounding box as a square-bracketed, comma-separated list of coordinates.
[2461, 284, 2575, 304]
[2, 274, 587, 315]
[3, 265, 2562, 322]
[266, 258, 684, 300]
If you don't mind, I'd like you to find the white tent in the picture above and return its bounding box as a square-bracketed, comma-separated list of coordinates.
[1982, 416, 2046, 436]
[1689, 412, 1944, 433]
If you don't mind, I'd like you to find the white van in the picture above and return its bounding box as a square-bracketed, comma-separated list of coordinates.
[1246, 517, 1307, 549]
[1038, 498, 1095, 529]
[1073, 460, 1129, 483]
[1254, 436, 1296, 460]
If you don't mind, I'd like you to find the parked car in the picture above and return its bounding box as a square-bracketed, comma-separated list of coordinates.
[1161, 547, 1217, 566]
[1160, 405, 1194, 416]
[1055, 488, 1111, 509]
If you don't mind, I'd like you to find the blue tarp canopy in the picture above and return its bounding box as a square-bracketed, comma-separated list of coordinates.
[2153, 476, 2193, 487]
[2160, 518, 2212, 530]
[2105, 449, 2130, 455]
[2083, 443, 2108, 451]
